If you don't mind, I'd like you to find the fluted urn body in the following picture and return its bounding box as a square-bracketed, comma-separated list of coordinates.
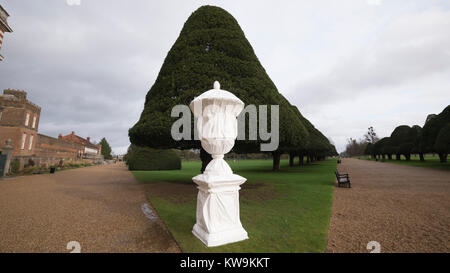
[189, 81, 248, 247]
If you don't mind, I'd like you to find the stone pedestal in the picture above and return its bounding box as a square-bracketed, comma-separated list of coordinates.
[192, 173, 248, 247]
[189, 81, 248, 247]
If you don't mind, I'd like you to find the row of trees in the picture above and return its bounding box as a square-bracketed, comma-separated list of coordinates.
[128, 6, 337, 172]
[365, 105, 450, 163]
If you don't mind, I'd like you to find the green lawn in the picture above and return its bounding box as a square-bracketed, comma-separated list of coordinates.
[358, 155, 450, 171]
[132, 159, 337, 253]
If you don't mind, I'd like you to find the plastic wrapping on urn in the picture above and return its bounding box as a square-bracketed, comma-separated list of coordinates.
[189, 81, 249, 247]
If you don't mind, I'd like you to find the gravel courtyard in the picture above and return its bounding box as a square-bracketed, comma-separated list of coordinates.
[0, 163, 180, 253]
[327, 158, 450, 253]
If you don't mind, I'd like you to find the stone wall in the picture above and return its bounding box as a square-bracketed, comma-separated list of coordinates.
[13, 155, 89, 170]
[35, 134, 81, 158]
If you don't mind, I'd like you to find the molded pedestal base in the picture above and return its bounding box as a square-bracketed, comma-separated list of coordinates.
[192, 173, 248, 247]
[193, 223, 248, 247]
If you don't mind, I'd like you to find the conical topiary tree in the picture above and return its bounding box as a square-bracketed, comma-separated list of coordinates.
[289, 106, 333, 165]
[129, 5, 308, 171]
[390, 125, 418, 161]
[434, 123, 450, 163]
[411, 125, 425, 161]
[372, 137, 390, 159]
[421, 105, 450, 163]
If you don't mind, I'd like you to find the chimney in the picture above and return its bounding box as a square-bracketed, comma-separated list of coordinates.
[87, 137, 90, 143]
[71, 131, 75, 136]
[58, 133, 62, 140]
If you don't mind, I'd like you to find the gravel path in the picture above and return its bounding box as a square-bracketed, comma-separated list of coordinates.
[0, 163, 180, 253]
[327, 158, 450, 253]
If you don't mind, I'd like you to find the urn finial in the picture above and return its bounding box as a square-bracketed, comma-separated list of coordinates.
[213, 81, 220, 90]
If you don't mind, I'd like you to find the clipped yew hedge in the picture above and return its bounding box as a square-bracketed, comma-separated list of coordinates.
[126, 145, 181, 171]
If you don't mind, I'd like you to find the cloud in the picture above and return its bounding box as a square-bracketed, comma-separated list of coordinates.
[0, 0, 449, 154]
[290, 8, 450, 105]
[367, 0, 382, 6]
[286, 7, 450, 151]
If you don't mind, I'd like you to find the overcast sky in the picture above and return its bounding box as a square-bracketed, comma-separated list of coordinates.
[0, 0, 449, 154]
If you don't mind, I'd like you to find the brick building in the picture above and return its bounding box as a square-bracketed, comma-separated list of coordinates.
[0, 89, 102, 170]
[0, 89, 40, 157]
[0, 4, 12, 61]
[58, 131, 102, 159]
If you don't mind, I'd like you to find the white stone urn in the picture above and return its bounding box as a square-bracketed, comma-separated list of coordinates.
[189, 81, 248, 247]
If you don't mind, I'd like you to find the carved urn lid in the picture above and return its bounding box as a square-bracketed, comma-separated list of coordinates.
[189, 81, 244, 117]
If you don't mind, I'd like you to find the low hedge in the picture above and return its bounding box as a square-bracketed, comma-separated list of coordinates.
[126, 145, 181, 171]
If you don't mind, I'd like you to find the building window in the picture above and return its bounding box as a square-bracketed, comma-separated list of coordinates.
[21, 133, 27, 150]
[32, 115, 37, 128]
[84, 147, 98, 155]
[28, 135, 34, 150]
[25, 112, 30, 126]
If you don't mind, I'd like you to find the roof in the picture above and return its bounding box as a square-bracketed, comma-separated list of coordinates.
[61, 133, 99, 149]
[0, 5, 12, 33]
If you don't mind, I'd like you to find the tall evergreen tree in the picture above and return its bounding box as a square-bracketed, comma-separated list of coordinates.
[100, 137, 113, 160]
[129, 5, 309, 171]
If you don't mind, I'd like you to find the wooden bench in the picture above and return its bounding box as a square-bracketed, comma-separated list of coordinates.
[335, 170, 351, 188]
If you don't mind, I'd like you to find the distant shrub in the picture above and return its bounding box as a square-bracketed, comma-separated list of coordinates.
[64, 162, 91, 169]
[26, 159, 35, 168]
[10, 160, 20, 174]
[23, 166, 41, 175]
[126, 145, 181, 171]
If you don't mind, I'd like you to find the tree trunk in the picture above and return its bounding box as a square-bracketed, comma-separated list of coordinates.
[438, 153, 447, 163]
[419, 153, 425, 162]
[405, 154, 411, 161]
[396, 154, 401, 161]
[289, 153, 294, 167]
[387, 154, 392, 160]
[272, 151, 281, 171]
[200, 147, 212, 173]
[382, 154, 386, 160]
[299, 154, 304, 166]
